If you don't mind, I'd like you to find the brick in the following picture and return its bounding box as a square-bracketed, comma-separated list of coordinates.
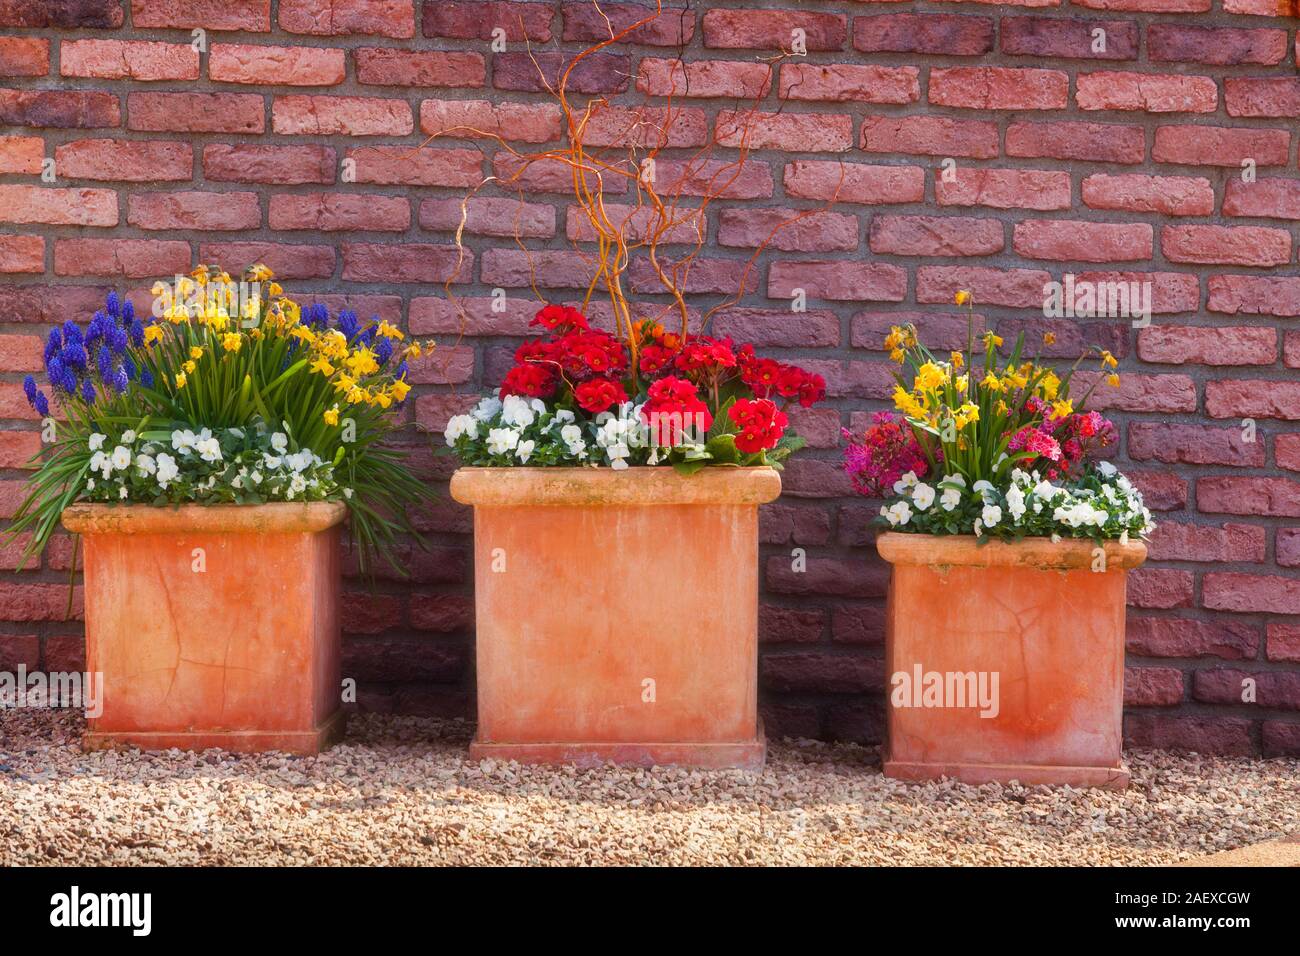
[712, 308, 840, 349]
[1225, 78, 1300, 119]
[1163, 225, 1290, 267]
[563, 202, 703, 245]
[409, 593, 472, 633]
[274, 95, 412, 136]
[1269, 624, 1300, 662]
[128, 92, 263, 134]
[930, 67, 1069, 110]
[1148, 521, 1265, 563]
[419, 99, 560, 143]
[210, 44, 345, 87]
[347, 146, 481, 187]
[1074, 370, 1198, 413]
[1205, 573, 1300, 615]
[1209, 276, 1300, 317]
[1066, 270, 1199, 314]
[197, 241, 334, 279]
[780, 64, 918, 105]
[561, 2, 689, 46]
[411, 295, 539, 336]
[768, 262, 906, 303]
[917, 265, 1051, 308]
[1137, 326, 1275, 367]
[784, 161, 924, 205]
[1148, 24, 1286, 65]
[852, 311, 986, 352]
[0, 235, 43, 273]
[716, 110, 851, 152]
[55, 139, 191, 182]
[1125, 666, 1183, 707]
[870, 215, 1002, 257]
[719, 209, 858, 253]
[1128, 617, 1259, 660]
[1128, 422, 1265, 466]
[637, 58, 769, 100]
[420, 197, 553, 239]
[761, 652, 882, 694]
[1153, 125, 1289, 167]
[1224, 179, 1300, 220]
[127, 191, 260, 232]
[497, 51, 629, 95]
[405, 347, 475, 385]
[0, 135, 42, 174]
[342, 243, 467, 283]
[269, 193, 409, 232]
[1125, 715, 1252, 756]
[0, 185, 116, 226]
[628, 255, 760, 296]
[758, 604, 826, 642]
[1, 1, 122, 27]
[861, 115, 998, 159]
[1073, 0, 1209, 9]
[765, 557, 888, 600]
[1007, 120, 1144, 164]
[1263, 722, 1300, 758]
[0, 583, 82, 621]
[279, 0, 414, 38]
[1281, 434, 1300, 471]
[0, 90, 119, 129]
[1205, 380, 1300, 421]
[854, 13, 994, 56]
[1290, 335, 1300, 369]
[1081, 173, 1213, 216]
[53, 238, 189, 278]
[356, 49, 484, 88]
[655, 159, 772, 200]
[936, 168, 1071, 211]
[1278, 529, 1300, 568]
[60, 39, 198, 82]
[131, 0, 268, 31]
[1198, 477, 1300, 517]
[1077, 71, 1217, 114]
[428, 1, 554, 42]
[203, 144, 334, 184]
[1000, 16, 1137, 60]
[1126, 470, 1187, 511]
[702, 9, 846, 51]
[0, 285, 115, 325]
[1013, 220, 1152, 263]
[0, 37, 48, 77]
[1128, 569, 1194, 609]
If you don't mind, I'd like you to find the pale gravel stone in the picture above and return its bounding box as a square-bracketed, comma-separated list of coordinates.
[1, 710, 1296, 866]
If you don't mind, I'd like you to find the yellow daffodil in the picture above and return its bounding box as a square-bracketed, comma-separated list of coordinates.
[334, 373, 356, 394]
[1039, 370, 1060, 400]
[953, 402, 980, 429]
[892, 385, 927, 420]
[914, 361, 947, 392]
[346, 386, 367, 405]
[889, 348, 905, 363]
[323, 406, 340, 426]
[345, 347, 379, 377]
[1100, 350, 1118, 369]
[175, 372, 187, 388]
[377, 321, 405, 341]
[995, 399, 1009, 416]
[981, 372, 1003, 392]
[222, 332, 242, 353]
[1107, 373, 1121, 387]
[1043, 332, 1057, 346]
[955, 374, 968, 393]
[950, 351, 964, 369]
[310, 357, 335, 376]
[267, 282, 283, 296]
[1051, 399, 1074, 418]
[190, 265, 209, 286]
[390, 379, 411, 403]
[143, 324, 164, 346]
[183, 360, 196, 374]
[248, 263, 274, 282]
[372, 391, 392, 409]
[404, 341, 422, 360]
[982, 331, 1003, 350]
[190, 346, 204, 360]
[955, 290, 971, 306]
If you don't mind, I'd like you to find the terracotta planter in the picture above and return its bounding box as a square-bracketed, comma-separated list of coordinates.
[451, 466, 781, 770]
[876, 532, 1147, 789]
[61, 502, 346, 754]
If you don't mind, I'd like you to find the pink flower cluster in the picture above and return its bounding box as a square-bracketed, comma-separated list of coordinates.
[841, 412, 930, 498]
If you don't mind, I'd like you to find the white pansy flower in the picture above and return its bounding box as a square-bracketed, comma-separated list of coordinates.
[892, 470, 919, 496]
[444, 414, 478, 445]
[911, 483, 935, 511]
[500, 395, 535, 429]
[271, 432, 288, 454]
[135, 454, 156, 475]
[171, 429, 196, 453]
[88, 433, 106, 452]
[121, 429, 136, 444]
[1006, 484, 1026, 521]
[472, 396, 502, 422]
[981, 503, 1002, 527]
[156, 453, 178, 486]
[1096, 460, 1118, 477]
[516, 439, 535, 464]
[110, 445, 131, 470]
[486, 428, 519, 456]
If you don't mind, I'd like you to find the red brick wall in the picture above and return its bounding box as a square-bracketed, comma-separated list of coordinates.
[1, 0, 1298, 756]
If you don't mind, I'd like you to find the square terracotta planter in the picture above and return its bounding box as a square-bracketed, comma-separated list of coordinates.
[450, 466, 782, 770]
[61, 502, 347, 754]
[876, 532, 1147, 790]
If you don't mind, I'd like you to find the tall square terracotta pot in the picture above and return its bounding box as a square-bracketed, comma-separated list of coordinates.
[61, 502, 347, 754]
[450, 466, 782, 770]
[876, 532, 1147, 790]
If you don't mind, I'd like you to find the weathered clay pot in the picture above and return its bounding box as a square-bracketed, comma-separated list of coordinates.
[450, 466, 781, 770]
[876, 532, 1147, 789]
[61, 502, 346, 754]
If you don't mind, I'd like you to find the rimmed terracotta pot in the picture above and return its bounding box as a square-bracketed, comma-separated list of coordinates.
[450, 466, 781, 771]
[61, 502, 346, 754]
[876, 532, 1147, 790]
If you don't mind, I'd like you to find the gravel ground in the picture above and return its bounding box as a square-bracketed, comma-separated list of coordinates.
[2, 709, 1296, 866]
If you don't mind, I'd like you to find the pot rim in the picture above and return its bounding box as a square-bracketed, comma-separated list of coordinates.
[450, 465, 782, 507]
[876, 530, 1147, 570]
[61, 501, 347, 535]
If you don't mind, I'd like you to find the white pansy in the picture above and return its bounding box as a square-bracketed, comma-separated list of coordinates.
[155, 453, 178, 486]
[196, 437, 222, 463]
[88, 433, 106, 452]
[121, 429, 136, 444]
[89, 450, 108, 474]
[553, 409, 575, 424]
[1096, 460, 1118, 477]
[486, 428, 519, 456]
[110, 445, 131, 470]
[911, 483, 935, 511]
[972, 479, 996, 501]
[271, 432, 288, 454]
[883, 500, 912, 527]
[981, 503, 1002, 527]
[516, 439, 535, 464]
[135, 454, 156, 475]
[500, 395, 535, 429]
[892, 470, 919, 496]
[1006, 484, 1026, 521]
[472, 396, 502, 422]
[171, 429, 196, 453]
[444, 414, 478, 445]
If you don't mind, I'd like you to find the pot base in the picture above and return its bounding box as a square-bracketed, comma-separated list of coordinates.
[883, 753, 1130, 790]
[83, 710, 346, 756]
[469, 723, 766, 771]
